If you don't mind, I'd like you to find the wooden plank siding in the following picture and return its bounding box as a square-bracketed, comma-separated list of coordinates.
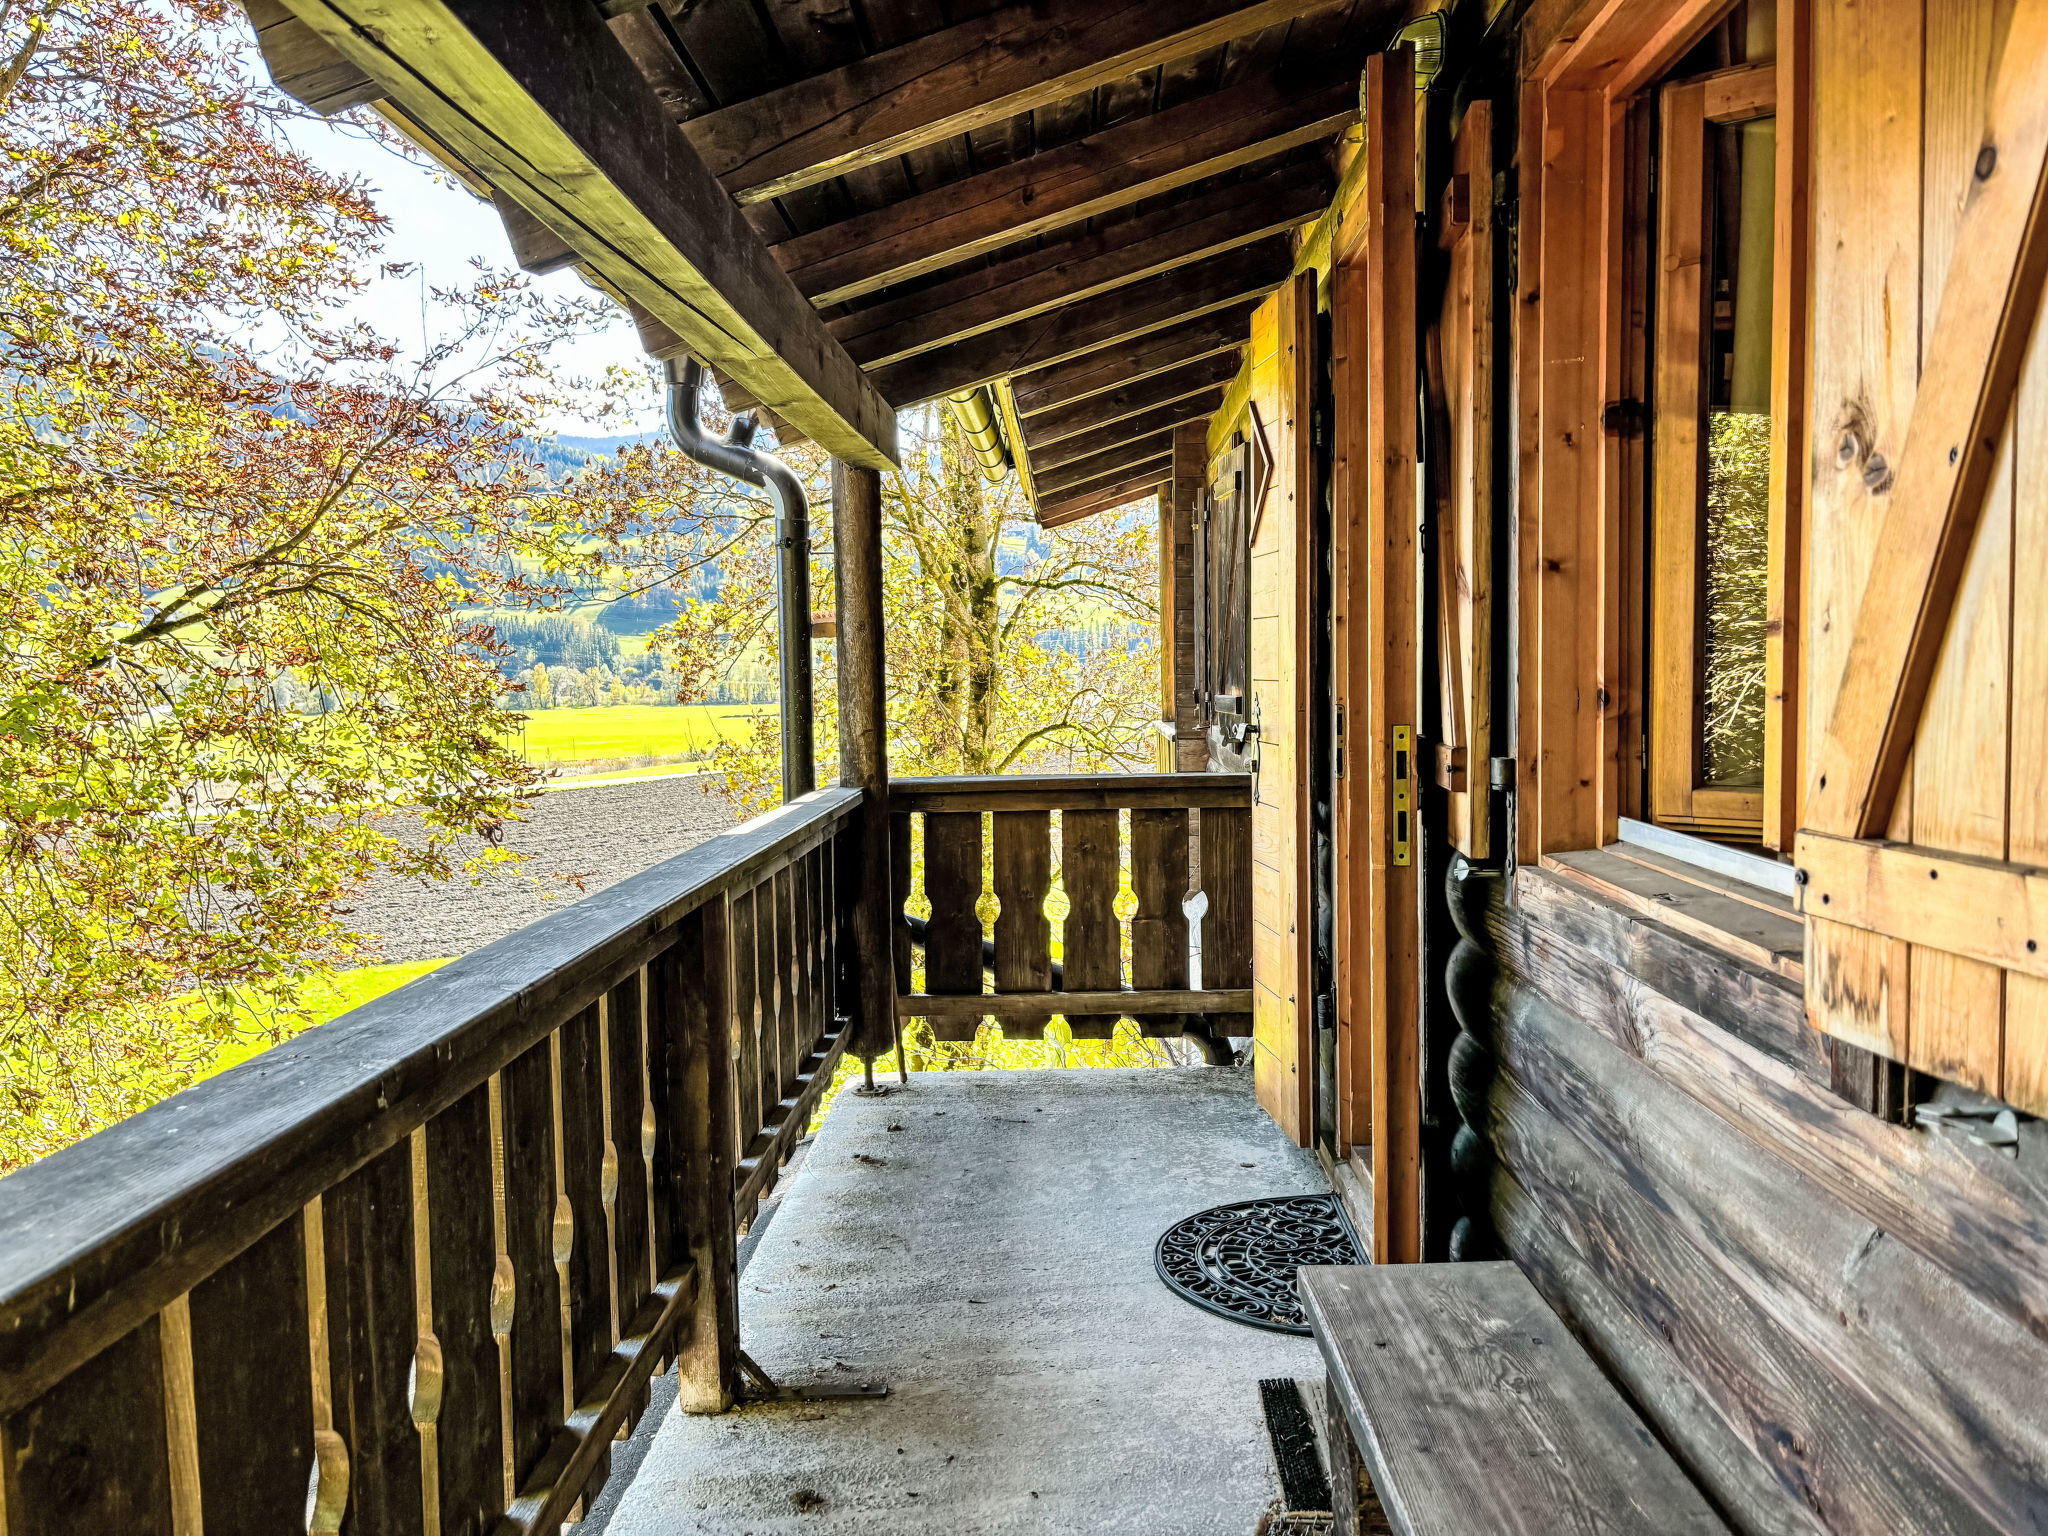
[1231, 279, 1316, 1145]
[1795, 0, 2048, 1113]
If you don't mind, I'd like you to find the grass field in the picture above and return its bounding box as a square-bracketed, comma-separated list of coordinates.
[502, 704, 766, 766]
[195, 959, 453, 1082]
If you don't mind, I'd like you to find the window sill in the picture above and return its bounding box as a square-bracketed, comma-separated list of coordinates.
[1536, 843, 1805, 984]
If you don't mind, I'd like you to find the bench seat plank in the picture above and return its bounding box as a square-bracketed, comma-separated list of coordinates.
[1301, 1263, 1727, 1536]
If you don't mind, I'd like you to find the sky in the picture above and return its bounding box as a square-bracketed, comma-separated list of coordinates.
[278, 113, 666, 437]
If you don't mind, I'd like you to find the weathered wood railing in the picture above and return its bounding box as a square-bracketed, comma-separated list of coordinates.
[890, 773, 1254, 1044]
[0, 786, 862, 1536]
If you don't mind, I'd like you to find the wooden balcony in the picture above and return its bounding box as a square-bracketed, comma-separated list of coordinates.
[0, 772, 1254, 1534]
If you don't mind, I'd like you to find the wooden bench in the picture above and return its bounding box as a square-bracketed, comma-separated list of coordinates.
[1300, 1263, 1729, 1535]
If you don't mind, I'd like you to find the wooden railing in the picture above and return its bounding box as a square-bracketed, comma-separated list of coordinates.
[890, 773, 1254, 1043]
[0, 786, 862, 1536]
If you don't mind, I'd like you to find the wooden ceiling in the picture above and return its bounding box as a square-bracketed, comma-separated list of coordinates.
[246, 0, 1392, 521]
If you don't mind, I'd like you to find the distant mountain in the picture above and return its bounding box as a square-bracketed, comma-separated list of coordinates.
[530, 429, 667, 479]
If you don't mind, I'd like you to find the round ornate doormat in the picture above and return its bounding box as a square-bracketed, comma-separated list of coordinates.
[1154, 1194, 1363, 1334]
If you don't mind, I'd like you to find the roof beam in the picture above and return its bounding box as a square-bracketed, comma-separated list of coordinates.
[1035, 434, 1174, 499]
[1040, 472, 1168, 528]
[1009, 305, 1255, 416]
[683, 0, 1348, 205]
[275, 0, 896, 467]
[774, 75, 1356, 306]
[1021, 351, 1245, 446]
[1029, 390, 1226, 473]
[832, 166, 1327, 370]
[871, 240, 1290, 407]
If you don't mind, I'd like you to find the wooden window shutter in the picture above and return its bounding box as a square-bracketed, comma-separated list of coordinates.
[1797, 6, 2048, 1112]
[1425, 100, 1495, 859]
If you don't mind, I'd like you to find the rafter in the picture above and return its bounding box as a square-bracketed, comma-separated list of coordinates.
[1009, 307, 1255, 417]
[1022, 352, 1245, 447]
[1040, 472, 1169, 528]
[872, 241, 1288, 408]
[1035, 435, 1174, 499]
[270, 0, 896, 467]
[832, 167, 1327, 370]
[1030, 391, 1227, 473]
[772, 75, 1356, 306]
[682, 0, 1349, 205]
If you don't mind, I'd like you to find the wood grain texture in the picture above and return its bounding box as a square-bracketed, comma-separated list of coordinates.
[2010, 218, 2048, 1112]
[1031, 391, 1230, 475]
[1033, 437, 1174, 501]
[1, 1316, 172, 1535]
[992, 810, 1053, 1038]
[1061, 809, 1123, 1041]
[1801, 0, 1923, 1062]
[0, 788, 858, 1420]
[1763, 0, 1812, 851]
[1475, 1066, 2003, 1536]
[1541, 847, 1804, 980]
[320, 1139, 426, 1534]
[1302, 1263, 1726, 1535]
[1202, 806, 1254, 1038]
[1364, 55, 1420, 1256]
[872, 239, 1294, 409]
[900, 988, 1251, 1022]
[1025, 353, 1246, 448]
[1439, 100, 1495, 861]
[1805, 0, 2048, 841]
[1129, 809, 1191, 1037]
[833, 169, 1326, 372]
[1532, 85, 1606, 856]
[423, 1085, 504, 1536]
[278, 0, 895, 467]
[1332, 182, 1371, 1156]
[683, 0, 1351, 204]
[772, 77, 1356, 307]
[921, 811, 986, 1041]
[1036, 471, 1169, 529]
[1479, 872, 2048, 1355]
[832, 458, 897, 1063]
[185, 1216, 316, 1535]
[1488, 1176, 1824, 1536]
[892, 773, 1250, 812]
[1478, 971, 2048, 1531]
[1648, 78, 1710, 830]
[730, 888, 762, 1152]
[1011, 307, 1257, 418]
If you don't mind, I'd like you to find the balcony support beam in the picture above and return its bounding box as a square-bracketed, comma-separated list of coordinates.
[832, 460, 901, 1068]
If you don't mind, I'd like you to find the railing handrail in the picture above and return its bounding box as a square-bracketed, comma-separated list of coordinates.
[890, 771, 1252, 812]
[0, 783, 861, 1415]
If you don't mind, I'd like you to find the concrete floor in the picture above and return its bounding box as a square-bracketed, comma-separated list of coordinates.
[603, 1066, 1326, 1535]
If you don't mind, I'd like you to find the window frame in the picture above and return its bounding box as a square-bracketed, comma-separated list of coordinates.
[1647, 61, 1780, 838]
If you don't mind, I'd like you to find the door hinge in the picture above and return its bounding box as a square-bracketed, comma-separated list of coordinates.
[1392, 725, 1414, 867]
[1335, 705, 1346, 779]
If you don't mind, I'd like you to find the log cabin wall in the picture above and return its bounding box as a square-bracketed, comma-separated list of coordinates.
[1443, 0, 2048, 1528]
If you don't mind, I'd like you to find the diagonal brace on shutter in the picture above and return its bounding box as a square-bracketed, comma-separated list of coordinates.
[1803, 3, 2048, 841]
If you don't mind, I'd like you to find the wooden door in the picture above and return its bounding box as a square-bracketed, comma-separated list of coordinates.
[1240, 275, 1316, 1145]
[1332, 50, 1422, 1262]
[1797, 0, 2048, 1113]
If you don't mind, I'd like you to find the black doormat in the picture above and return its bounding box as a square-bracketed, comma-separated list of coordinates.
[1153, 1194, 1363, 1334]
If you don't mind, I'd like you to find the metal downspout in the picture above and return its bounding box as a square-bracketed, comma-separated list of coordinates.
[664, 357, 815, 801]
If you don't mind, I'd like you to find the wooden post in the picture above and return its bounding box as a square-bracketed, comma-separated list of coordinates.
[664, 899, 737, 1414]
[1168, 421, 1208, 773]
[832, 458, 900, 1066]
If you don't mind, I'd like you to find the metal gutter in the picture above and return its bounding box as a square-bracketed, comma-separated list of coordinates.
[665, 357, 816, 803]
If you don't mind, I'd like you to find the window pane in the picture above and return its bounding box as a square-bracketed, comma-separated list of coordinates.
[1700, 115, 1775, 789]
